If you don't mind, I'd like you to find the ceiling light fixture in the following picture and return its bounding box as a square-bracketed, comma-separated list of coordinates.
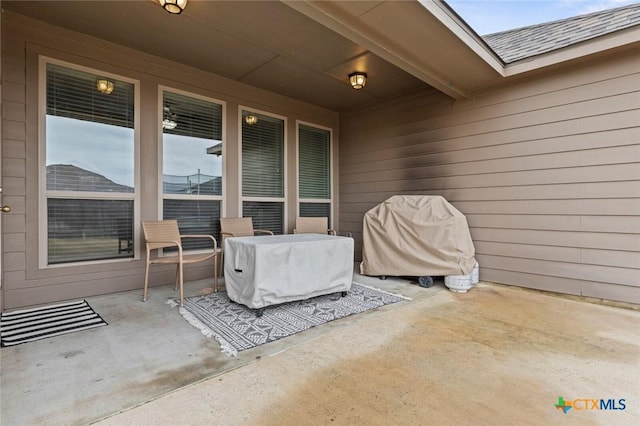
[162, 106, 178, 130]
[159, 0, 187, 15]
[244, 114, 258, 125]
[348, 72, 367, 90]
[96, 79, 114, 94]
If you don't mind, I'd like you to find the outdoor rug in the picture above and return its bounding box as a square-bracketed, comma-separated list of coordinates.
[171, 283, 409, 356]
[1, 300, 107, 347]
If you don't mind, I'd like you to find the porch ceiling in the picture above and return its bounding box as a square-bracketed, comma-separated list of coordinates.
[2, 0, 501, 111]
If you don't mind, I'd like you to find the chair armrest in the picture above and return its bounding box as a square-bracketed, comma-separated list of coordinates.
[328, 229, 337, 236]
[221, 231, 236, 238]
[145, 239, 183, 257]
[146, 239, 181, 246]
[180, 234, 218, 251]
[254, 229, 274, 235]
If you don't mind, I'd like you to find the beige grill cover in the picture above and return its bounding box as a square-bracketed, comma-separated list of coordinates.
[360, 195, 476, 277]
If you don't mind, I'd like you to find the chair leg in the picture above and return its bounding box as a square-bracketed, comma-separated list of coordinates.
[213, 256, 218, 293]
[174, 265, 180, 291]
[143, 261, 150, 302]
[178, 262, 184, 307]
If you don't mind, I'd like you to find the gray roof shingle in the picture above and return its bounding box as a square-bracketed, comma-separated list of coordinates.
[483, 3, 640, 63]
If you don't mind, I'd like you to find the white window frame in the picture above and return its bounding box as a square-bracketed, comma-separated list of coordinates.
[38, 56, 141, 268]
[296, 120, 333, 228]
[158, 86, 226, 253]
[238, 106, 288, 231]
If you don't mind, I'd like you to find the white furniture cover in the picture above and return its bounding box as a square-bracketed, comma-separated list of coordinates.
[224, 234, 354, 309]
[360, 195, 477, 277]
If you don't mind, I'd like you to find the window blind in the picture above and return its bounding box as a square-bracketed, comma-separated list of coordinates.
[163, 91, 222, 140]
[47, 199, 134, 264]
[243, 201, 283, 235]
[299, 202, 331, 222]
[242, 112, 284, 198]
[299, 124, 330, 199]
[46, 63, 134, 129]
[163, 200, 221, 249]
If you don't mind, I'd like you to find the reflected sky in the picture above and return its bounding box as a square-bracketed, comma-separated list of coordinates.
[46, 116, 134, 187]
[447, 0, 639, 35]
[163, 133, 222, 178]
[46, 116, 223, 188]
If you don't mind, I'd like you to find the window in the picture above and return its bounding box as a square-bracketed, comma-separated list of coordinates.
[43, 60, 137, 265]
[241, 110, 285, 234]
[298, 123, 331, 224]
[162, 90, 223, 247]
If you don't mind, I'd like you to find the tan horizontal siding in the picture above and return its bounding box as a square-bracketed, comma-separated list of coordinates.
[479, 268, 640, 304]
[3, 233, 26, 253]
[340, 88, 639, 155]
[339, 50, 640, 303]
[339, 181, 640, 202]
[467, 214, 640, 233]
[3, 263, 214, 308]
[342, 127, 639, 171]
[341, 165, 639, 194]
[341, 144, 638, 183]
[387, 71, 640, 135]
[4, 267, 211, 306]
[342, 199, 639, 216]
[579, 281, 640, 304]
[471, 228, 638, 251]
[479, 254, 637, 286]
[474, 241, 640, 269]
[3, 139, 26, 158]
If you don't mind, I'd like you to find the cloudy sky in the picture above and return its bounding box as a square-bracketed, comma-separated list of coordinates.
[446, 0, 639, 34]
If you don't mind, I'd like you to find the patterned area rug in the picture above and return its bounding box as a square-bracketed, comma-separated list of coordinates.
[1, 300, 107, 347]
[172, 283, 408, 356]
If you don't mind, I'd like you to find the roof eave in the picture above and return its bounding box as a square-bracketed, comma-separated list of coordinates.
[283, 0, 496, 100]
[419, 0, 506, 73]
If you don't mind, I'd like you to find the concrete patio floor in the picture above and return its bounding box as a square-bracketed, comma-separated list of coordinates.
[1, 272, 639, 425]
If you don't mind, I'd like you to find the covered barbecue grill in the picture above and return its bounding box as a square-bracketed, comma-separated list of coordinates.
[360, 195, 477, 280]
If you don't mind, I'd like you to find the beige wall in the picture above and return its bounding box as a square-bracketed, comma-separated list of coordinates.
[339, 48, 640, 304]
[1, 12, 339, 309]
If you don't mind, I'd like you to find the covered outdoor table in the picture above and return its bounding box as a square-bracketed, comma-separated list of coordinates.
[224, 234, 354, 310]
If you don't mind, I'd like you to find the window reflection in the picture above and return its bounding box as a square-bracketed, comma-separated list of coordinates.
[46, 116, 134, 191]
[163, 133, 222, 196]
[44, 61, 137, 265]
[162, 90, 223, 245]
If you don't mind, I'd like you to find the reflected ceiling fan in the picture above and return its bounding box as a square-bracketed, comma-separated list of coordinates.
[162, 106, 178, 130]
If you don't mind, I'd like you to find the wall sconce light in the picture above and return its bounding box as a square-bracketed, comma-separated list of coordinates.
[348, 72, 367, 90]
[162, 106, 178, 130]
[96, 79, 114, 94]
[244, 114, 258, 125]
[159, 0, 187, 15]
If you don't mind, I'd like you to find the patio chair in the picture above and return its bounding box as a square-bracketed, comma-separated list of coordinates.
[293, 217, 336, 235]
[219, 217, 274, 275]
[142, 220, 218, 306]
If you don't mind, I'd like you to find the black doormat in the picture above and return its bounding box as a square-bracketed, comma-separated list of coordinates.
[1, 300, 107, 347]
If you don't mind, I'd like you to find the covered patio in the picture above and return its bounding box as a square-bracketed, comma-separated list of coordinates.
[1, 0, 638, 311]
[1, 274, 638, 424]
[1, 0, 639, 424]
